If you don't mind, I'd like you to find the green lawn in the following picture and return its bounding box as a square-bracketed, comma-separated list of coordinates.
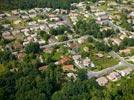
[89, 53, 119, 71]
[116, 66, 128, 70]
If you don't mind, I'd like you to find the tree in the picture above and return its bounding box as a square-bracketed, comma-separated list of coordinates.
[0, 72, 16, 100]
[120, 38, 134, 49]
[38, 31, 50, 42]
[95, 42, 111, 52]
[75, 18, 101, 38]
[0, 50, 16, 64]
[25, 42, 41, 54]
[77, 69, 87, 81]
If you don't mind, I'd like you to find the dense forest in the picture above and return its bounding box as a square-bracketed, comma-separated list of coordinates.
[0, 0, 99, 11]
[0, 49, 134, 100]
[0, 0, 81, 11]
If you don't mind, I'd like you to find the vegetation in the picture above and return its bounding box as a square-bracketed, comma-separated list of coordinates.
[0, 0, 134, 100]
[120, 38, 134, 49]
[120, 10, 133, 32]
[38, 31, 50, 42]
[0, 0, 82, 11]
[95, 41, 112, 52]
[49, 25, 72, 36]
[25, 42, 41, 54]
[52, 73, 134, 100]
[0, 50, 16, 64]
[75, 18, 116, 38]
[91, 56, 119, 70]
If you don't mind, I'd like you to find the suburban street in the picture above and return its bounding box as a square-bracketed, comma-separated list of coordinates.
[87, 51, 134, 79]
[40, 34, 101, 49]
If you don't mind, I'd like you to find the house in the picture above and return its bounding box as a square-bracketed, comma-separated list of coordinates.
[23, 41, 29, 46]
[72, 55, 81, 61]
[19, 10, 28, 14]
[129, 56, 134, 63]
[2, 31, 11, 36]
[69, 11, 79, 24]
[11, 10, 19, 15]
[13, 20, 21, 25]
[29, 14, 37, 18]
[48, 36, 58, 44]
[28, 21, 37, 26]
[90, 62, 95, 67]
[100, 27, 112, 32]
[24, 32, 30, 37]
[12, 30, 20, 36]
[128, 12, 134, 19]
[111, 38, 121, 46]
[67, 41, 79, 49]
[38, 19, 47, 23]
[96, 53, 104, 58]
[40, 25, 49, 31]
[21, 28, 30, 33]
[38, 40, 46, 46]
[43, 47, 54, 53]
[72, 55, 83, 68]
[60, 9, 68, 14]
[96, 77, 108, 86]
[27, 36, 34, 42]
[106, 72, 121, 81]
[53, 9, 60, 14]
[2, 24, 11, 29]
[97, 16, 109, 21]
[96, 20, 109, 25]
[95, 12, 107, 17]
[12, 42, 23, 51]
[119, 48, 131, 55]
[95, 12, 110, 25]
[17, 52, 25, 60]
[98, 0, 105, 5]
[119, 34, 128, 40]
[39, 56, 44, 63]
[28, 9, 36, 14]
[56, 56, 71, 65]
[67, 73, 77, 80]
[108, 1, 118, 7]
[83, 57, 91, 67]
[38, 66, 48, 72]
[2, 31, 14, 40]
[10, 68, 19, 72]
[0, 13, 6, 18]
[83, 46, 89, 52]
[117, 68, 132, 77]
[90, 6, 98, 13]
[78, 36, 88, 44]
[49, 15, 60, 22]
[21, 15, 29, 19]
[63, 65, 74, 72]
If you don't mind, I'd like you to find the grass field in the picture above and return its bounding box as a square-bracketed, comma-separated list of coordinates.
[89, 53, 119, 71]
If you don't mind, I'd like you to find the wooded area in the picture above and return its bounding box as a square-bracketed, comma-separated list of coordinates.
[0, 0, 82, 11]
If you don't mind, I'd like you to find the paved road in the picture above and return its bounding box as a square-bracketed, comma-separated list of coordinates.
[87, 60, 134, 79]
[40, 35, 89, 49]
[40, 34, 102, 49]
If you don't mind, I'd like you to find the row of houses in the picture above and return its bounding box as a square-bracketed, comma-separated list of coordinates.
[0, 7, 68, 19]
[127, 11, 134, 30]
[96, 67, 133, 86]
[72, 55, 95, 68]
[95, 11, 111, 25]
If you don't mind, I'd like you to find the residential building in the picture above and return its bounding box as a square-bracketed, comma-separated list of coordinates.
[96, 77, 108, 86]
[107, 72, 121, 81]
